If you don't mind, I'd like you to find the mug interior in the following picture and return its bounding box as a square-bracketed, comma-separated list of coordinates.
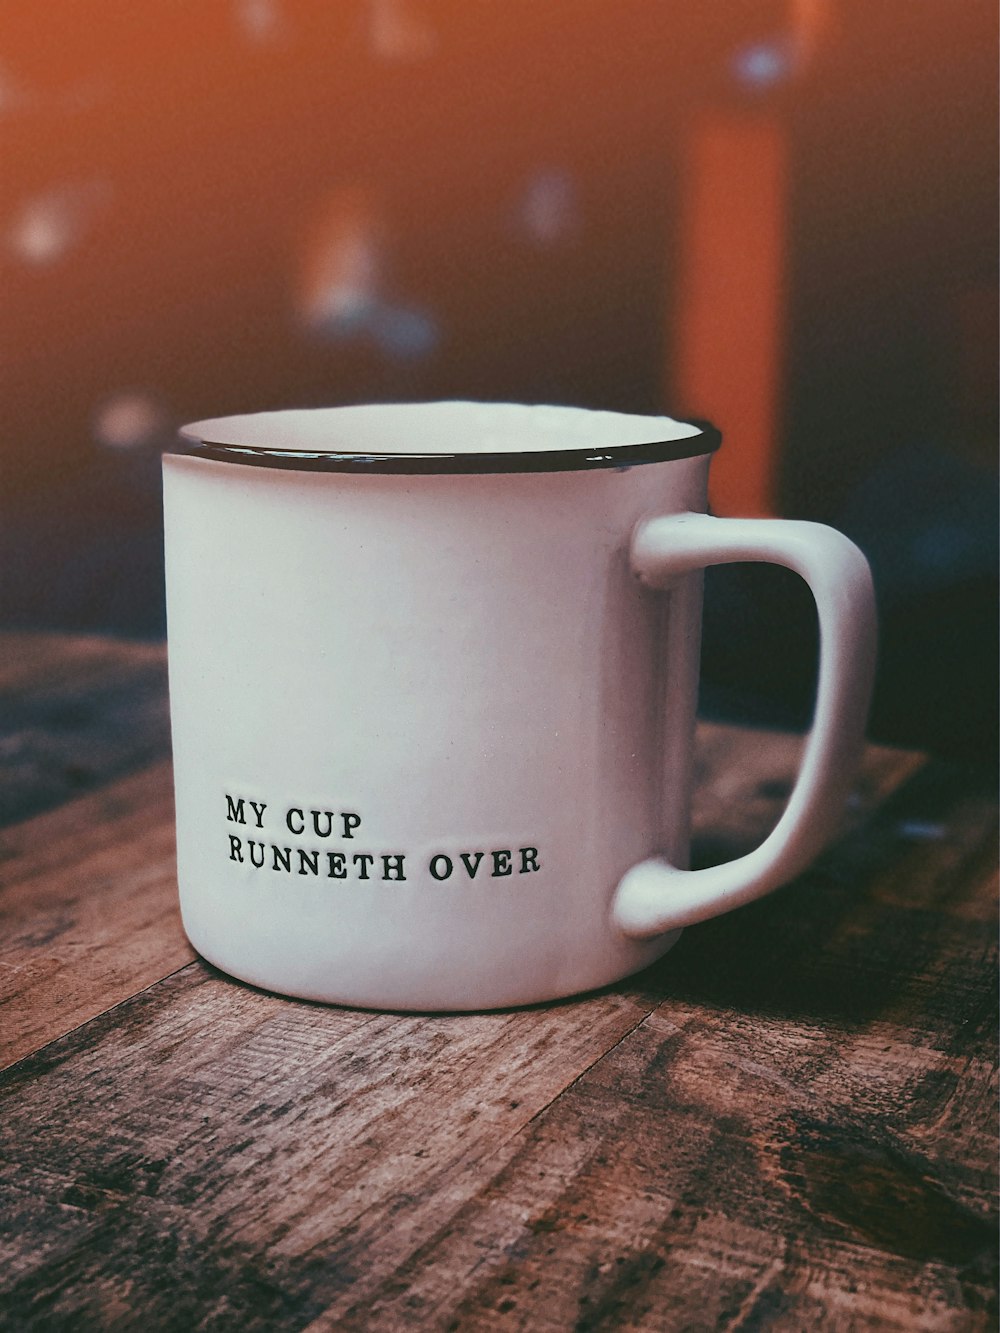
[178, 402, 716, 464]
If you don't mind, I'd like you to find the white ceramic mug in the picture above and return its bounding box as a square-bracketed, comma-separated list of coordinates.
[163, 402, 876, 1010]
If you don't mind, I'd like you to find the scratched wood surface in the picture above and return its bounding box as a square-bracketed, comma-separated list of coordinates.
[0, 634, 996, 1331]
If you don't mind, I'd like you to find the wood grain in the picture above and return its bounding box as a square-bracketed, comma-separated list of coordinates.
[0, 635, 994, 1331]
[0, 760, 191, 1070]
[0, 633, 170, 826]
[0, 965, 661, 1328]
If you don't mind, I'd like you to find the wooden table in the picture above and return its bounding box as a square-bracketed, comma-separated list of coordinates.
[1, 633, 996, 1330]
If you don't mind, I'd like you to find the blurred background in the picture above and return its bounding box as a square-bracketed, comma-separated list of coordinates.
[1, 0, 996, 759]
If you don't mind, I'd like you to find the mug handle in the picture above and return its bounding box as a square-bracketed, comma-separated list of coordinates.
[612, 511, 877, 938]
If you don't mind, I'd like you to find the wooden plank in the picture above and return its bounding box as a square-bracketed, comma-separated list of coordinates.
[0, 634, 170, 827]
[347, 766, 997, 1332]
[310, 762, 997, 1330]
[0, 965, 660, 1329]
[0, 760, 190, 1070]
[377, 1008, 996, 1333]
[4, 741, 989, 1330]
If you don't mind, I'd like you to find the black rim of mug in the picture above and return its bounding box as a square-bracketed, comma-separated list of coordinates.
[173, 418, 722, 474]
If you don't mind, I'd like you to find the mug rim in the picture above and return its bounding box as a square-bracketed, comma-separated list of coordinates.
[175, 402, 722, 475]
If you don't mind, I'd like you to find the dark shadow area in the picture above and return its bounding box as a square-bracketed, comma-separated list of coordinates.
[629, 757, 998, 1028]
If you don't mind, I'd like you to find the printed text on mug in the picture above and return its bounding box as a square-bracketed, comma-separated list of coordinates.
[223, 794, 541, 883]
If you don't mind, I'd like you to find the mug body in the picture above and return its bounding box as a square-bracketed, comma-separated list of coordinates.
[163, 404, 714, 1009]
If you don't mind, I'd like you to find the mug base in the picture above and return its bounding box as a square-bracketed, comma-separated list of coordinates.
[189, 931, 684, 1014]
